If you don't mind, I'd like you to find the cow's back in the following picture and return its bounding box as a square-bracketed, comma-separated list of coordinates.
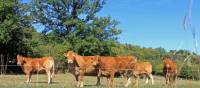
[115, 56, 137, 69]
[113, 56, 137, 75]
[132, 62, 152, 74]
[30, 57, 54, 70]
[82, 56, 98, 73]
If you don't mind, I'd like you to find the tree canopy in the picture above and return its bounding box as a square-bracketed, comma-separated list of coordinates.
[30, 0, 121, 55]
[0, 0, 31, 55]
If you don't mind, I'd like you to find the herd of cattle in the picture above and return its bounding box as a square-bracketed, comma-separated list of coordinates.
[16, 50, 177, 88]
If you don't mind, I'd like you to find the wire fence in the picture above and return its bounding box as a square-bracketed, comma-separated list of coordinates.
[1, 64, 200, 80]
[1, 65, 200, 75]
[1, 53, 200, 88]
[0, 64, 200, 88]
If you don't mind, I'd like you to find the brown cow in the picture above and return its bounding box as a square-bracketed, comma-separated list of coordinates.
[96, 56, 117, 87]
[65, 50, 138, 87]
[96, 55, 137, 87]
[125, 61, 154, 87]
[16, 55, 55, 84]
[115, 56, 137, 76]
[162, 56, 177, 88]
[64, 50, 99, 87]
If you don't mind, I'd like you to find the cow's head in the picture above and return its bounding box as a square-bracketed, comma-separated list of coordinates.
[16, 54, 25, 65]
[162, 55, 171, 63]
[162, 55, 173, 68]
[64, 50, 76, 63]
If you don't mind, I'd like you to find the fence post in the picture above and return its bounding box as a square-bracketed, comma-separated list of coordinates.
[4, 54, 9, 74]
[0, 54, 3, 75]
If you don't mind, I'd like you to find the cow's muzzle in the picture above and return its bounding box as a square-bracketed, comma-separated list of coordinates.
[67, 60, 73, 63]
[17, 62, 21, 65]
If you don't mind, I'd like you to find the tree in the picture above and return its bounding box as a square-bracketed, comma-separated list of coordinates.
[0, 0, 33, 74]
[30, 0, 121, 55]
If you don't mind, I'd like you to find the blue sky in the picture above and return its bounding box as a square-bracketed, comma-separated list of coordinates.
[97, 0, 200, 52]
[29, 0, 200, 52]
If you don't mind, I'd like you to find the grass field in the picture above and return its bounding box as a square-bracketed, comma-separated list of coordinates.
[0, 73, 200, 88]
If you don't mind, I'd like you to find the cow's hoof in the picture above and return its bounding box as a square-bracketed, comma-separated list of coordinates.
[76, 85, 80, 87]
[25, 81, 30, 84]
[96, 84, 101, 86]
[80, 84, 84, 87]
[48, 82, 52, 84]
[124, 84, 129, 87]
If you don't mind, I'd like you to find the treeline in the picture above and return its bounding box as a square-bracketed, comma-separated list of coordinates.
[0, 0, 200, 80]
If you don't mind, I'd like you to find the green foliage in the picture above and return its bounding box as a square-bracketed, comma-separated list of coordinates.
[22, 29, 71, 61]
[110, 44, 200, 79]
[0, 0, 32, 55]
[30, 0, 121, 56]
[151, 60, 163, 75]
[179, 62, 200, 80]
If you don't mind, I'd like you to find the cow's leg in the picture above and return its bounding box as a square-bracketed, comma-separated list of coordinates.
[26, 72, 31, 83]
[136, 75, 139, 87]
[73, 73, 80, 87]
[79, 70, 84, 87]
[145, 78, 149, 84]
[105, 75, 110, 87]
[165, 73, 169, 85]
[75, 74, 79, 82]
[173, 74, 177, 88]
[145, 75, 149, 85]
[73, 67, 80, 87]
[145, 73, 153, 85]
[125, 77, 132, 87]
[50, 64, 55, 79]
[166, 73, 170, 85]
[149, 74, 154, 85]
[76, 81, 80, 87]
[170, 74, 176, 88]
[50, 71, 53, 84]
[96, 76, 101, 86]
[110, 71, 115, 87]
[48, 71, 52, 84]
[132, 73, 139, 87]
[45, 69, 51, 84]
[72, 69, 79, 81]
[96, 69, 101, 86]
[125, 70, 134, 87]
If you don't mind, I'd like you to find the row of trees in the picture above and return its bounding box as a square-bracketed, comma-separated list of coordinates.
[0, 0, 200, 80]
[0, 0, 121, 73]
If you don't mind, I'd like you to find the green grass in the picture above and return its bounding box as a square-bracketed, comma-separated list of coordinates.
[0, 73, 200, 88]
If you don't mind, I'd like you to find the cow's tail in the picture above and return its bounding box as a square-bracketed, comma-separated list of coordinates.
[51, 57, 55, 78]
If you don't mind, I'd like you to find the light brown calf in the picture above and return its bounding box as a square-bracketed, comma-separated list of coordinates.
[115, 56, 137, 76]
[16, 55, 55, 84]
[125, 62, 154, 87]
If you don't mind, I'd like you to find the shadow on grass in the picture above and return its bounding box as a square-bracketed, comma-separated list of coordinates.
[29, 81, 59, 84]
[84, 84, 108, 88]
[84, 84, 127, 88]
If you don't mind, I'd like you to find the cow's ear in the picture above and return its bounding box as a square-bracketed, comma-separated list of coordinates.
[95, 55, 98, 58]
[96, 55, 99, 60]
[22, 57, 25, 61]
[73, 53, 76, 57]
[97, 56, 101, 62]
